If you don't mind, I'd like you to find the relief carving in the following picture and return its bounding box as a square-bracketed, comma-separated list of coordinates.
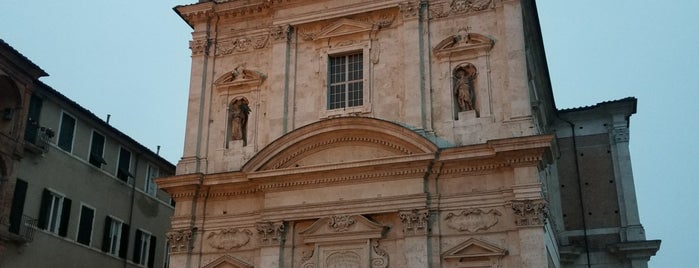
[166, 228, 193, 252]
[512, 199, 547, 226]
[298, 10, 395, 41]
[206, 228, 253, 250]
[329, 215, 356, 232]
[326, 251, 361, 267]
[444, 208, 501, 232]
[371, 240, 389, 268]
[256, 221, 285, 245]
[399, 1, 420, 18]
[189, 39, 209, 56]
[216, 34, 269, 56]
[399, 209, 429, 234]
[450, 0, 493, 13]
[270, 25, 291, 41]
[300, 247, 315, 268]
[454, 63, 478, 113]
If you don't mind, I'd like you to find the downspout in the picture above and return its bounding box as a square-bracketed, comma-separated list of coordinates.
[292, 26, 299, 131]
[124, 153, 140, 268]
[418, 0, 428, 130]
[422, 148, 442, 267]
[562, 119, 592, 268]
[425, 0, 435, 132]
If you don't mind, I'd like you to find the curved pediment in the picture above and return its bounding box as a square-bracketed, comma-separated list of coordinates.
[242, 117, 438, 172]
[433, 32, 494, 59]
[214, 66, 267, 88]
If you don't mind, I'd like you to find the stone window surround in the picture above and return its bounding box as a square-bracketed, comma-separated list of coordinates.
[319, 41, 372, 118]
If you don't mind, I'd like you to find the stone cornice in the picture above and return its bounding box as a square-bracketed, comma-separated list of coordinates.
[274, 1, 403, 26]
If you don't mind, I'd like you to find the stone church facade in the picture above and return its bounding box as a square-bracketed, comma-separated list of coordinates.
[158, 0, 659, 267]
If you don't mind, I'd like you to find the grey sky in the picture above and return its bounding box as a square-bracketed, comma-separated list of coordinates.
[2, 1, 695, 266]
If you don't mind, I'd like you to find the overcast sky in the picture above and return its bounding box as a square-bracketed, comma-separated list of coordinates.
[2, 0, 696, 266]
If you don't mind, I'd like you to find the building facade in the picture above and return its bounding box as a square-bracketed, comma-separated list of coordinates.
[158, 0, 659, 267]
[0, 40, 176, 268]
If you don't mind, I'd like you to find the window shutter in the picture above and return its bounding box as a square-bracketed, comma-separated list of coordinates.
[8, 179, 28, 234]
[133, 230, 143, 263]
[148, 236, 156, 268]
[38, 189, 51, 230]
[119, 223, 130, 259]
[102, 216, 112, 252]
[77, 206, 94, 245]
[58, 197, 71, 237]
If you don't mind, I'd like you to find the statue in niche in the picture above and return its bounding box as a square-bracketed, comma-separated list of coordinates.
[229, 98, 251, 146]
[453, 63, 477, 112]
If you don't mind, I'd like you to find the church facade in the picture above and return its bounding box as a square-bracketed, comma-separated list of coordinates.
[158, 0, 659, 267]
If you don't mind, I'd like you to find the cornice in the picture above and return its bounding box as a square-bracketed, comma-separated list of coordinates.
[274, 1, 402, 26]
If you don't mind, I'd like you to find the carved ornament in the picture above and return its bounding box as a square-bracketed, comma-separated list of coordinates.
[329, 215, 356, 232]
[298, 11, 395, 41]
[445, 208, 501, 232]
[511, 199, 547, 226]
[214, 66, 267, 89]
[256, 221, 285, 245]
[190, 39, 209, 56]
[206, 228, 253, 250]
[613, 127, 629, 143]
[166, 228, 193, 252]
[201, 255, 254, 268]
[442, 238, 507, 267]
[299, 215, 386, 244]
[371, 240, 389, 268]
[215, 35, 269, 56]
[433, 31, 494, 59]
[430, 0, 494, 18]
[399, 209, 429, 234]
[399, 1, 420, 19]
[270, 25, 292, 41]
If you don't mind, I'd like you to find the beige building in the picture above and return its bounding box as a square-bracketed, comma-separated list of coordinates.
[158, 0, 659, 267]
[0, 40, 176, 268]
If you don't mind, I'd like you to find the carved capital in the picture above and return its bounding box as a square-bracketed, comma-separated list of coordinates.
[206, 228, 253, 250]
[329, 215, 356, 232]
[270, 25, 292, 41]
[189, 39, 209, 56]
[511, 199, 547, 226]
[444, 208, 501, 232]
[398, 209, 429, 234]
[166, 228, 193, 252]
[399, 1, 420, 19]
[256, 221, 285, 245]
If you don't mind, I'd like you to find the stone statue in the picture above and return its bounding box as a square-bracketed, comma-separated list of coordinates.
[229, 99, 251, 145]
[454, 64, 477, 112]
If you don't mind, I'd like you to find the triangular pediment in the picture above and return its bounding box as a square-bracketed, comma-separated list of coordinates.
[202, 255, 253, 268]
[433, 32, 494, 58]
[299, 215, 387, 244]
[443, 238, 507, 259]
[313, 18, 374, 40]
[242, 117, 438, 172]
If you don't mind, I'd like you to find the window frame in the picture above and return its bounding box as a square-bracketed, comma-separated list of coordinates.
[57, 111, 76, 153]
[76, 203, 96, 246]
[46, 191, 64, 234]
[320, 43, 371, 118]
[116, 147, 132, 183]
[103, 215, 129, 258]
[145, 164, 159, 196]
[134, 229, 152, 266]
[38, 188, 71, 237]
[89, 130, 107, 168]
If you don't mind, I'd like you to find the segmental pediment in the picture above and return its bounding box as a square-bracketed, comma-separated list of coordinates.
[214, 66, 267, 89]
[434, 32, 494, 59]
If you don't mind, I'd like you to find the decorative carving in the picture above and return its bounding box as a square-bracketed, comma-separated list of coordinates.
[371, 240, 389, 268]
[189, 39, 209, 56]
[399, 1, 420, 18]
[399, 209, 429, 234]
[329, 215, 356, 232]
[301, 247, 316, 268]
[613, 127, 630, 143]
[229, 98, 251, 145]
[454, 63, 478, 112]
[433, 31, 494, 59]
[256, 221, 285, 245]
[216, 35, 269, 56]
[201, 255, 254, 268]
[444, 208, 501, 232]
[450, 0, 493, 13]
[166, 229, 193, 252]
[206, 228, 253, 250]
[215, 66, 267, 87]
[326, 251, 361, 267]
[512, 199, 547, 226]
[371, 41, 381, 64]
[270, 25, 291, 41]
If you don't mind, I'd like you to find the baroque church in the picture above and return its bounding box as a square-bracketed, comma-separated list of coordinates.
[157, 0, 660, 267]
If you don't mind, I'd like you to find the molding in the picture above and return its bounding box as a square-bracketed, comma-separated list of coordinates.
[433, 32, 495, 60]
[442, 237, 507, 267]
[300, 214, 386, 243]
[201, 254, 254, 268]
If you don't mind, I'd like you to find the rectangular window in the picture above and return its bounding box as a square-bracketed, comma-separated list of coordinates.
[328, 52, 363, 110]
[57, 112, 76, 152]
[102, 216, 129, 258]
[134, 229, 157, 267]
[145, 164, 159, 196]
[116, 147, 132, 182]
[24, 94, 43, 144]
[8, 179, 28, 234]
[38, 189, 71, 236]
[76, 204, 95, 246]
[89, 131, 106, 167]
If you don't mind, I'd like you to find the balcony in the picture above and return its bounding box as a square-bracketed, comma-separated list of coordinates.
[24, 121, 53, 154]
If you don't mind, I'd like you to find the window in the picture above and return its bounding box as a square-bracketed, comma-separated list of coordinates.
[163, 243, 170, 268]
[328, 52, 363, 110]
[116, 147, 132, 182]
[38, 189, 71, 236]
[24, 94, 43, 144]
[102, 216, 129, 258]
[134, 229, 157, 267]
[89, 131, 107, 167]
[8, 179, 28, 234]
[145, 164, 159, 196]
[76, 204, 95, 246]
[57, 112, 76, 152]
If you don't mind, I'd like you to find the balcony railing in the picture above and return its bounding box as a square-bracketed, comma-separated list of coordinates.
[18, 215, 38, 242]
[24, 122, 53, 154]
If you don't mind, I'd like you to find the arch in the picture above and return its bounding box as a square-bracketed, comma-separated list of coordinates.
[242, 117, 438, 172]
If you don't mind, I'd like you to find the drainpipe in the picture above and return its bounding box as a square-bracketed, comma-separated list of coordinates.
[283, 26, 292, 134]
[124, 153, 140, 268]
[418, 0, 428, 130]
[562, 119, 592, 268]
